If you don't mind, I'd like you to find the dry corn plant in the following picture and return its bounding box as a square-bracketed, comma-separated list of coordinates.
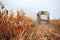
[0, 10, 60, 40]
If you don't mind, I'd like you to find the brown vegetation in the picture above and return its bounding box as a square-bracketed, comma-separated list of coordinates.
[0, 10, 60, 40]
[0, 10, 35, 40]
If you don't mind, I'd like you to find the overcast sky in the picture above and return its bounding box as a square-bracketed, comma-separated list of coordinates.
[0, 0, 60, 20]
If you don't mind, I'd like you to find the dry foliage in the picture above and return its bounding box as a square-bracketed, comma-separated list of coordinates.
[0, 10, 60, 40]
[0, 10, 35, 40]
[50, 20, 60, 27]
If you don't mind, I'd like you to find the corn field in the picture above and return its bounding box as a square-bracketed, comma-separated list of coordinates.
[0, 10, 60, 40]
